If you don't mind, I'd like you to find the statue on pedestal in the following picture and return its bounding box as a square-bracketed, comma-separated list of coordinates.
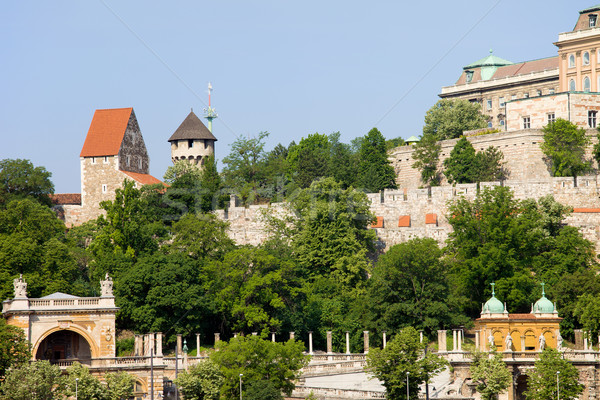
[505, 334, 513, 351]
[557, 332, 564, 351]
[13, 274, 27, 298]
[100, 273, 113, 297]
[539, 334, 546, 351]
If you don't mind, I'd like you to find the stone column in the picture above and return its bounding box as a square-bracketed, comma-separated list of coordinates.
[452, 330, 457, 352]
[196, 334, 201, 354]
[145, 333, 153, 356]
[363, 331, 369, 354]
[214, 333, 220, 345]
[176, 334, 183, 356]
[585, 335, 589, 351]
[326, 331, 333, 354]
[345, 332, 350, 354]
[271, 333, 276, 342]
[383, 332, 387, 349]
[475, 331, 480, 351]
[457, 330, 462, 351]
[290, 332, 295, 340]
[575, 329, 583, 349]
[308, 332, 314, 354]
[420, 331, 424, 344]
[156, 333, 163, 357]
[134, 335, 141, 356]
[438, 330, 447, 353]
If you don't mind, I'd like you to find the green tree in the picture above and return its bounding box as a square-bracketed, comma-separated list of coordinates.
[62, 362, 105, 400]
[356, 128, 397, 192]
[593, 130, 600, 169]
[541, 118, 590, 177]
[104, 371, 136, 400]
[0, 159, 54, 207]
[287, 133, 331, 188]
[175, 360, 224, 400]
[168, 213, 234, 261]
[163, 159, 203, 184]
[0, 319, 30, 380]
[365, 238, 462, 337]
[423, 99, 487, 140]
[329, 132, 358, 188]
[443, 137, 477, 184]
[475, 146, 506, 182]
[386, 137, 406, 151]
[246, 380, 283, 400]
[0, 361, 64, 400]
[411, 134, 441, 186]
[525, 348, 583, 400]
[366, 327, 446, 400]
[469, 350, 511, 400]
[574, 294, 600, 345]
[210, 335, 309, 400]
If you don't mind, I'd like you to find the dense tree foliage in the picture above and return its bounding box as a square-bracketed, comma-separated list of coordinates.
[444, 139, 505, 184]
[366, 327, 446, 400]
[469, 350, 511, 400]
[210, 335, 308, 400]
[411, 134, 441, 186]
[0, 319, 30, 380]
[422, 99, 488, 140]
[0, 159, 54, 206]
[356, 128, 397, 192]
[525, 348, 583, 400]
[541, 119, 590, 177]
[0, 361, 64, 400]
[175, 360, 224, 400]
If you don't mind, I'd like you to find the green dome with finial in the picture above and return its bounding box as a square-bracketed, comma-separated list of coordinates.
[533, 283, 555, 313]
[483, 283, 504, 313]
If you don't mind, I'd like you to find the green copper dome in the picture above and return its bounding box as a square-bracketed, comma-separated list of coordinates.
[482, 283, 504, 313]
[533, 283, 555, 313]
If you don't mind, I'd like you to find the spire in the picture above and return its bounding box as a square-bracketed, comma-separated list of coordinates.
[541, 282, 546, 297]
[203, 82, 218, 133]
[491, 282, 496, 296]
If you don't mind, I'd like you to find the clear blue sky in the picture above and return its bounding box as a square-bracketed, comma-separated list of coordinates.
[0, 1, 593, 193]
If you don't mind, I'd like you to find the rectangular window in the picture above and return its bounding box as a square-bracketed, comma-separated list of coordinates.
[536, 89, 542, 96]
[138, 158, 142, 169]
[549, 88, 555, 94]
[486, 99, 492, 110]
[103, 156, 109, 164]
[188, 139, 194, 148]
[523, 117, 531, 129]
[499, 97, 505, 107]
[548, 113, 556, 125]
[126, 156, 130, 166]
[589, 110, 598, 128]
[524, 93, 530, 98]
[91, 157, 96, 164]
[102, 184, 108, 194]
[590, 14, 597, 27]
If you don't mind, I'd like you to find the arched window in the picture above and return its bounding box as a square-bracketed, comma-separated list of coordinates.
[584, 76, 591, 92]
[569, 54, 575, 68]
[584, 51, 590, 65]
[570, 79, 576, 91]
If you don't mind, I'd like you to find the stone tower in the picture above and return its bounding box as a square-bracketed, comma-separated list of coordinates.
[168, 110, 217, 166]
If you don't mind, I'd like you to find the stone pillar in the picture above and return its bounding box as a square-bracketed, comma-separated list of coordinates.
[271, 333, 276, 342]
[363, 331, 369, 354]
[575, 329, 583, 350]
[290, 332, 295, 340]
[156, 333, 163, 357]
[383, 332, 387, 349]
[145, 333, 153, 356]
[457, 330, 462, 351]
[452, 330, 457, 352]
[438, 330, 447, 353]
[214, 333, 220, 344]
[196, 333, 201, 354]
[520, 336, 526, 352]
[420, 331, 424, 344]
[176, 334, 183, 356]
[308, 332, 314, 354]
[346, 332, 350, 354]
[475, 331, 480, 351]
[326, 331, 333, 354]
[585, 336, 589, 351]
[134, 335, 141, 356]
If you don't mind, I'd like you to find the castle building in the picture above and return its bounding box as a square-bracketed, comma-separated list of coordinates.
[168, 110, 217, 166]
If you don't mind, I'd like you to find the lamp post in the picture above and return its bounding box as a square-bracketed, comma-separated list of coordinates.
[406, 372, 410, 400]
[557, 370, 560, 400]
[75, 378, 79, 400]
[239, 373, 243, 400]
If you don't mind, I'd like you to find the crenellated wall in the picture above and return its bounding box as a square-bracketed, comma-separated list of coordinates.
[217, 176, 600, 252]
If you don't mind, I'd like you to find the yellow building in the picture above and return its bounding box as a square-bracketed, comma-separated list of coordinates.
[474, 283, 561, 352]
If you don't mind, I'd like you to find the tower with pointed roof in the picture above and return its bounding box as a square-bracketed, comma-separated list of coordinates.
[168, 110, 217, 166]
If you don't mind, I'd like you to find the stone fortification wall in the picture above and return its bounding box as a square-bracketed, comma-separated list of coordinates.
[388, 129, 598, 189]
[217, 176, 600, 252]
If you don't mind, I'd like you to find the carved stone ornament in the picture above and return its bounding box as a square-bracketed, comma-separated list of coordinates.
[100, 273, 113, 297]
[13, 274, 27, 298]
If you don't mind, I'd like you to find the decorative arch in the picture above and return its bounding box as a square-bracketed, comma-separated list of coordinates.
[32, 325, 99, 360]
[509, 330, 521, 351]
[569, 54, 576, 68]
[584, 76, 591, 92]
[570, 79, 577, 91]
[524, 330, 536, 351]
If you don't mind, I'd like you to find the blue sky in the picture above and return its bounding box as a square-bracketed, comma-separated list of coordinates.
[0, 1, 594, 193]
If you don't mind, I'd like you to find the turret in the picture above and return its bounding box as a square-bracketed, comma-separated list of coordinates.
[168, 109, 217, 166]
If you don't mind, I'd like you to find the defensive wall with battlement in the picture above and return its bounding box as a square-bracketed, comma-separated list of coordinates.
[216, 176, 600, 252]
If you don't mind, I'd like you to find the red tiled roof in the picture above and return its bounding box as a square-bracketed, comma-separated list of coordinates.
[80, 108, 133, 157]
[398, 215, 410, 227]
[121, 171, 165, 186]
[573, 208, 600, 213]
[508, 313, 537, 319]
[425, 213, 437, 225]
[369, 217, 384, 229]
[50, 193, 82, 205]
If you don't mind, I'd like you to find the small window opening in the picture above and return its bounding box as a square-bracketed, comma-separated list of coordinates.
[588, 110, 597, 128]
[102, 184, 108, 194]
[188, 139, 194, 148]
[523, 117, 531, 129]
[590, 14, 597, 28]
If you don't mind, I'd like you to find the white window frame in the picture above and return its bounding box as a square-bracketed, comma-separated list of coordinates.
[486, 99, 492, 110]
[547, 113, 556, 125]
[102, 184, 108, 194]
[584, 51, 590, 66]
[570, 79, 576, 91]
[499, 97, 505, 107]
[523, 116, 531, 129]
[569, 54, 576, 68]
[589, 110, 598, 128]
[584, 76, 591, 92]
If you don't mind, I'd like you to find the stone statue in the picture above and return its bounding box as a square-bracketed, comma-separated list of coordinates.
[539, 334, 546, 351]
[488, 333, 495, 349]
[557, 332, 564, 351]
[100, 273, 113, 297]
[13, 274, 27, 298]
[505, 334, 513, 351]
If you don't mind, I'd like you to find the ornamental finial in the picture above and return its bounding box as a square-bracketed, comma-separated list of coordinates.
[491, 282, 496, 296]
